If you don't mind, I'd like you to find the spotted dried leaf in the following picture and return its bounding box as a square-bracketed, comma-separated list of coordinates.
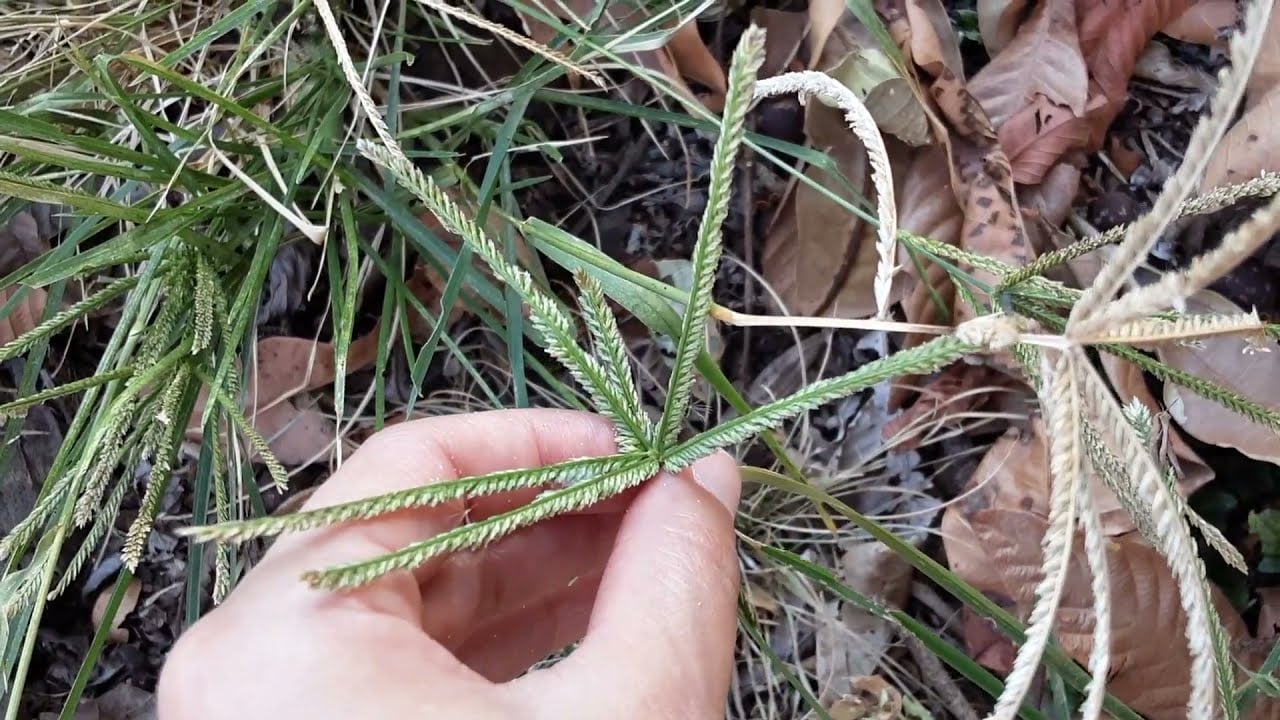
[999, 94, 1092, 185]
[1201, 89, 1280, 192]
[968, 0, 1088, 128]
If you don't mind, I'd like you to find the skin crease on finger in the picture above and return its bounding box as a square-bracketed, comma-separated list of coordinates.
[156, 411, 742, 720]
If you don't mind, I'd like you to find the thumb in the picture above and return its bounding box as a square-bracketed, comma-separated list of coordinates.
[514, 451, 742, 719]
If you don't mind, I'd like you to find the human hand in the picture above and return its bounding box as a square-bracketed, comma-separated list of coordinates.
[157, 409, 742, 719]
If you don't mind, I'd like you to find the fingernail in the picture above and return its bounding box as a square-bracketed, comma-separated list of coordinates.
[688, 451, 742, 517]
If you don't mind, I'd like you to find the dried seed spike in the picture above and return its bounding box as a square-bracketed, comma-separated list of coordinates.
[987, 350, 1080, 720]
[754, 71, 897, 319]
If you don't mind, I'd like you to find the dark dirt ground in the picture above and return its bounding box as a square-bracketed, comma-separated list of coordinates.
[9, 3, 1280, 718]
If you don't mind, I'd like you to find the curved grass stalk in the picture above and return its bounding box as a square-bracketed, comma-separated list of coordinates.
[754, 71, 897, 319]
[1079, 359, 1224, 720]
[0, 275, 139, 363]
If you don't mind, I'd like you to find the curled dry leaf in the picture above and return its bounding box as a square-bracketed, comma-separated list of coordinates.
[903, 0, 965, 80]
[1077, 0, 1195, 145]
[1162, 0, 1238, 47]
[92, 577, 142, 644]
[977, 0, 1029, 55]
[807, 0, 848, 71]
[1158, 290, 1280, 465]
[0, 208, 55, 348]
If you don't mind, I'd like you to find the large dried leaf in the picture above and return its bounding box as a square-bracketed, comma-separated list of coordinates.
[951, 506, 1248, 720]
[0, 285, 48, 348]
[762, 146, 878, 318]
[968, 0, 1088, 128]
[1162, 0, 1237, 47]
[1200, 89, 1280, 192]
[1158, 290, 1280, 465]
[977, 0, 1029, 55]
[1077, 0, 1194, 144]
[928, 73, 1032, 289]
[752, 8, 808, 77]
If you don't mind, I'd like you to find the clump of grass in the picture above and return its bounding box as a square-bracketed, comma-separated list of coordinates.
[2, 2, 1279, 720]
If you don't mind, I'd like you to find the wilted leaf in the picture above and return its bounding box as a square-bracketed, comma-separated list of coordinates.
[92, 577, 141, 644]
[977, 0, 1029, 55]
[665, 22, 727, 97]
[1158, 290, 1280, 465]
[1162, 0, 1237, 47]
[1077, 0, 1194, 145]
[968, 0, 1088, 129]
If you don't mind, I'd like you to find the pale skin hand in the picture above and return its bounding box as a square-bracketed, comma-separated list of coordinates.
[157, 409, 743, 719]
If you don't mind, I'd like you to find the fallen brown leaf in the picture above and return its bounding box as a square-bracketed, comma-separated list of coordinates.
[903, 0, 965, 79]
[968, 0, 1088, 128]
[1162, 0, 1238, 46]
[959, 506, 1248, 720]
[0, 208, 55, 348]
[92, 577, 142, 645]
[1077, 0, 1194, 146]
[976, 0, 1029, 55]
[752, 8, 809, 77]
[1158, 290, 1280, 465]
